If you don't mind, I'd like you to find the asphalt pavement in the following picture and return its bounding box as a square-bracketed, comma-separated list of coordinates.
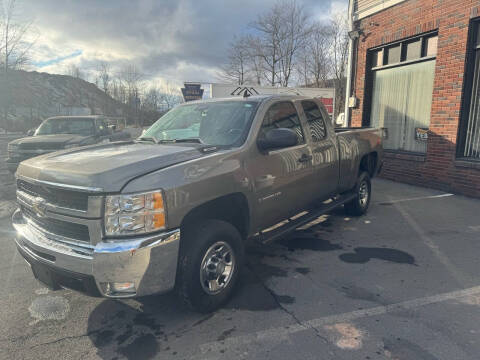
[1, 178, 480, 360]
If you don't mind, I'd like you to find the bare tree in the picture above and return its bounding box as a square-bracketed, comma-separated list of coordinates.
[219, 36, 251, 85]
[329, 13, 349, 116]
[144, 86, 160, 112]
[98, 61, 111, 94]
[0, 0, 35, 130]
[0, 0, 34, 71]
[249, 2, 285, 86]
[276, 0, 311, 86]
[304, 22, 331, 87]
[66, 63, 82, 79]
[159, 82, 181, 110]
[247, 0, 312, 87]
[119, 64, 143, 126]
[296, 50, 310, 87]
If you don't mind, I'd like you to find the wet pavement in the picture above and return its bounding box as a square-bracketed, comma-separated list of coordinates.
[1, 178, 480, 359]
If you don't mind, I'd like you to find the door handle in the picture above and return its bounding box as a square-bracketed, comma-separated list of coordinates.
[298, 154, 312, 163]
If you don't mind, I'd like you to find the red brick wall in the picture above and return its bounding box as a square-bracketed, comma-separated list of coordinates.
[351, 0, 480, 197]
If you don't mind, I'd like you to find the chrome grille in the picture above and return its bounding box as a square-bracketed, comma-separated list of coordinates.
[22, 205, 90, 242]
[17, 179, 89, 211]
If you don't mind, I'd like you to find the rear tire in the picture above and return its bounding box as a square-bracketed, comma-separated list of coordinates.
[176, 219, 244, 313]
[344, 172, 371, 216]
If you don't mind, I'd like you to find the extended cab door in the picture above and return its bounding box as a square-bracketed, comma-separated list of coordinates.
[247, 100, 314, 231]
[298, 100, 339, 200]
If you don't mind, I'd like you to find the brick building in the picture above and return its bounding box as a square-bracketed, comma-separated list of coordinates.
[345, 0, 480, 197]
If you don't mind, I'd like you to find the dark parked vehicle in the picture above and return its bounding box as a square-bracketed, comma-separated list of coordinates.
[12, 95, 383, 312]
[6, 115, 130, 172]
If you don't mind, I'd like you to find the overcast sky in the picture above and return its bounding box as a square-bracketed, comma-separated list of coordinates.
[21, 0, 347, 91]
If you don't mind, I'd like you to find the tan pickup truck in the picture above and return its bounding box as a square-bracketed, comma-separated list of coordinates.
[12, 95, 383, 312]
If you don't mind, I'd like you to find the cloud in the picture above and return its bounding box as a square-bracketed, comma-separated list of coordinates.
[22, 0, 346, 88]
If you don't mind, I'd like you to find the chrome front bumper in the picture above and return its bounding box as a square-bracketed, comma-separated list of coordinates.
[12, 209, 181, 298]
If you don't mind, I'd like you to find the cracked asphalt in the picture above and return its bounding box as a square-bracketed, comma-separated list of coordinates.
[1, 178, 480, 360]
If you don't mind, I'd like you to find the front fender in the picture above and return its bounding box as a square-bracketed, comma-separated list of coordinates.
[121, 150, 255, 232]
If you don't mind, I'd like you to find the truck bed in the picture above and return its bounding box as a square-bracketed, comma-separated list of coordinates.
[334, 127, 384, 192]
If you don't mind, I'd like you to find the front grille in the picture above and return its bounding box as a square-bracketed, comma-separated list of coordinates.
[22, 206, 90, 242]
[17, 179, 89, 211]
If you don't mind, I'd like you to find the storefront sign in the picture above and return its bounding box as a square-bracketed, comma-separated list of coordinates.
[181, 83, 204, 102]
[415, 127, 429, 141]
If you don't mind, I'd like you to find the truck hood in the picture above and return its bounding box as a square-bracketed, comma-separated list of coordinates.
[17, 141, 208, 192]
[10, 134, 89, 150]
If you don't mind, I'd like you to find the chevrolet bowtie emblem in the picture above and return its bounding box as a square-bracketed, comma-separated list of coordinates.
[31, 196, 47, 218]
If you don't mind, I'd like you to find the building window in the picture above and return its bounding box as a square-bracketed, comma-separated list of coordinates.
[301, 101, 327, 141]
[386, 45, 401, 64]
[366, 32, 437, 153]
[459, 22, 480, 160]
[371, 32, 437, 69]
[425, 35, 438, 57]
[406, 39, 422, 60]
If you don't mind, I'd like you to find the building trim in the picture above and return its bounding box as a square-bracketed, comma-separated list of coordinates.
[354, 0, 407, 21]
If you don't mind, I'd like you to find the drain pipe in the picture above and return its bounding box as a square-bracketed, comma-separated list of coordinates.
[344, 0, 355, 127]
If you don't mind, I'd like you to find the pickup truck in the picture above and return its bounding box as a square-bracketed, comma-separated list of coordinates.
[12, 95, 383, 313]
[6, 115, 130, 172]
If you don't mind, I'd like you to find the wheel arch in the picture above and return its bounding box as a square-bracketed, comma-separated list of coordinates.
[359, 152, 378, 178]
[180, 192, 250, 240]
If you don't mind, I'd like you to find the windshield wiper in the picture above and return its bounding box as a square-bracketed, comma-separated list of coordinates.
[137, 136, 158, 144]
[158, 138, 203, 144]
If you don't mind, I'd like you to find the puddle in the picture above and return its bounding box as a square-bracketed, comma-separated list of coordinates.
[277, 236, 343, 252]
[339, 247, 415, 265]
[226, 268, 281, 311]
[87, 300, 169, 359]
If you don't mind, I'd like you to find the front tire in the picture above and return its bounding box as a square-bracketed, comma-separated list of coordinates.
[176, 219, 244, 313]
[344, 172, 371, 216]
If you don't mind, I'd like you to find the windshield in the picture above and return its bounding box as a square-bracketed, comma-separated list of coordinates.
[35, 118, 95, 136]
[141, 101, 259, 146]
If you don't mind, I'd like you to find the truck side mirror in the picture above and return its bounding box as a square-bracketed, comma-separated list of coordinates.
[27, 129, 35, 136]
[257, 128, 298, 151]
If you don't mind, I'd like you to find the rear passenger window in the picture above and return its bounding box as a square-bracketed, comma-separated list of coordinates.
[301, 101, 327, 141]
[260, 102, 305, 144]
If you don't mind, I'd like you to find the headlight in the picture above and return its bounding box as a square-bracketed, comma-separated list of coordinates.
[8, 143, 18, 152]
[104, 191, 166, 236]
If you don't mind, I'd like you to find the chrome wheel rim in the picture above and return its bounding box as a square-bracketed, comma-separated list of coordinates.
[358, 180, 369, 207]
[200, 241, 235, 295]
